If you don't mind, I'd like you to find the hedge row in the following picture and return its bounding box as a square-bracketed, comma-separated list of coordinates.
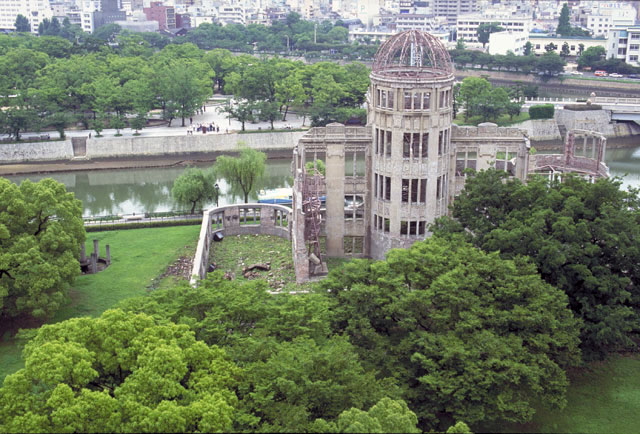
[85, 219, 201, 232]
[529, 104, 555, 119]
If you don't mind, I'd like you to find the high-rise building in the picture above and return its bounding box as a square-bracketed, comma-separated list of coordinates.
[0, 0, 54, 33]
[143, 1, 176, 30]
[433, 0, 477, 26]
[93, 0, 125, 29]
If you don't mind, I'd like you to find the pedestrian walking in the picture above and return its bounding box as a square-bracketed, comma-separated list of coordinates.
[89, 132, 91, 138]
[216, 125, 220, 133]
[190, 117, 193, 124]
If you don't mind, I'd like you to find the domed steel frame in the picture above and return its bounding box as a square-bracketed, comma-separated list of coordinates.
[372, 30, 453, 78]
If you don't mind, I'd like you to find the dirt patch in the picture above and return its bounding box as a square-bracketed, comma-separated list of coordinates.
[157, 255, 193, 281]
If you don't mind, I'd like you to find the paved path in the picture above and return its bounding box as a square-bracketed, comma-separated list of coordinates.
[3, 98, 309, 142]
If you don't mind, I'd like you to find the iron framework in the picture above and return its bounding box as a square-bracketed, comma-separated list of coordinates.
[372, 30, 453, 78]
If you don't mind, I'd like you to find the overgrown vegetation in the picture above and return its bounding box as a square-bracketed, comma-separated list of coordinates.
[529, 104, 555, 119]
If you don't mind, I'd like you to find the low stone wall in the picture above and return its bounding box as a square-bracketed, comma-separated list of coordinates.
[0, 131, 305, 164]
[0, 140, 74, 163]
[86, 131, 306, 159]
[190, 203, 292, 286]
[515, 119, 562, 142]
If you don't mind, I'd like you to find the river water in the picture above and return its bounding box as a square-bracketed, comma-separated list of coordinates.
[4, 144, 640, 217]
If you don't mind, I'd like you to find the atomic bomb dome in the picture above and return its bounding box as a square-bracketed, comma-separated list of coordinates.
[372, 30, 453, 78]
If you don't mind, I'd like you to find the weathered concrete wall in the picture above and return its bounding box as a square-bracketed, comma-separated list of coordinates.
[0, 131, 306, 164]
[85, 131, 306, 159]
[0, 140, 73, 163]
[511, 119, 561, 142]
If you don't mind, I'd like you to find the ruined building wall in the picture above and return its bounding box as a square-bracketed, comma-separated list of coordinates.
[368, 72, 455, 260]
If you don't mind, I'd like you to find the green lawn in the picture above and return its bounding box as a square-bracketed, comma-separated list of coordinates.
[486, 354, 640, 434]
[453, 112, 530, 127]
[0, 225, 201, 382]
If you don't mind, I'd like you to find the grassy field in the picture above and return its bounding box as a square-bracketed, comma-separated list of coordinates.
[210, 234, 348, 292]
[486, 353, 640, 434]
[453, 112, 530, 127]
[0, 225, 201, 382]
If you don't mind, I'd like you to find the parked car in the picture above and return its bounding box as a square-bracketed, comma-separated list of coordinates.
[570, 70, 584, 75]
[609, 73, 624, 78]
[629, 74, 640, 79]
[594, 70, 608, 77]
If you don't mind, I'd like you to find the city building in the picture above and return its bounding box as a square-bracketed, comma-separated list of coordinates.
[607, 26, 640, 66]
[529, 34, 606, 56]
[456, 13, 531, 43]
[488, 30, 528, 55]
[143, 1, 176, 30]
[217, 5, 245, 25]
[93, 0, 125, 30]
[578, 2, 636, 36]
[0, 0, 53, 33]
[433, 0, 478, 27]
[291, 30, 531, 279]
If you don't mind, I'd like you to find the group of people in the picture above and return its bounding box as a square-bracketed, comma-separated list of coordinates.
[187, 122, 219, 135]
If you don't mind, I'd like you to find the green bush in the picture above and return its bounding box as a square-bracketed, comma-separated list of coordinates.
[86, 219, 201, 232]
[529, 104, 555, 119]
[563, 104, 603, 111]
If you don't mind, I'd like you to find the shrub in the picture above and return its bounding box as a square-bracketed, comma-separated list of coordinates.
[86, 219, 201, 232]
[529, 104, 555, 119]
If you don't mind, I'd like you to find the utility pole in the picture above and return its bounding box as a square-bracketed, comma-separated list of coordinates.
[314, 23, 317, 44]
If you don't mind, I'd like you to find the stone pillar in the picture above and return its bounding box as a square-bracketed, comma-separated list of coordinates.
[90, 253, 97, 274]
[325, 125, 346, 256]
[93, 239, 99, 259]
[80, 244, 86, 262]
[105, 245, 111, 265]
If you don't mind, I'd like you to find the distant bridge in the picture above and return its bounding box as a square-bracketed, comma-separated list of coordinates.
[523, 97, 640, 125]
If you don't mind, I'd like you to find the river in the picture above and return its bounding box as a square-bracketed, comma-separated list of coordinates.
[4, 145, 640, 217]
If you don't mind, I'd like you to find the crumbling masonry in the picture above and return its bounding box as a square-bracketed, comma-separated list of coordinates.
[291, 30, 599, 282]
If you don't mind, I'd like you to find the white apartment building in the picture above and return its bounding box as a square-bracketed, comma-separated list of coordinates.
[488, 30, 528, 55]
[529, 34, 606, 56]
[0, 0, 53, 33]
[456, 13, 531, 43]
[217, 5, 245, 25]
[581, 2, 636, 37]
[607, 27, 640, 67]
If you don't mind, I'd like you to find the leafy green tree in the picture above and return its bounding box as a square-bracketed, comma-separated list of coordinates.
[577, 46, 606, 69]
[473, 86, 510, 122]
[477, 22, 503, 48]
[556, 3, 572, 35]
[456, 38, 466, 50]
[523, 41, 533, 56]
[243, 336, 389, 432]
[219, 100, 255, 131]
[320, 236, 581, 430]
[578, 43, 585, 55]
[130, 112, 146, 135]
[561, 42, 571, 57]
[447, 421, 473, 433]
[433, 170, 640, 360]
[545, 42, 558, 53]
[458, 77, 491, 121]
[91, 112, 107, 137]
[14, 14, 30, 32]
[110, 115, 125, 136]
[0, 309, 239, 433]
[0, 177, 84, 320]
[215, 148, 266, 203]
[156, 60, 212, 127]
[312, 398, 420, 433]
[537, 52, 566, 75]
[171, 167, 218, 214]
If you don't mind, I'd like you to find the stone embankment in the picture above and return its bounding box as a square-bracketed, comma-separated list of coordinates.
[0, 131, 306, 165]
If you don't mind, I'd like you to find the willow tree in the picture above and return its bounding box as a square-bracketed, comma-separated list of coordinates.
[215, 148, 266, 203]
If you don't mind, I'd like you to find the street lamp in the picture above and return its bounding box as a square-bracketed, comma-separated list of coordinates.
[214, 183, 220, 207]
[285, 35, 290, 52]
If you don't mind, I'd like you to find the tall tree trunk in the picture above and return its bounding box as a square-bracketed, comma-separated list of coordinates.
[282, 105, 289, 121]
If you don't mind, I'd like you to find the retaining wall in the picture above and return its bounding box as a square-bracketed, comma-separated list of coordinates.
[0, 131, 305, 164]
[0, 140, 74, 162]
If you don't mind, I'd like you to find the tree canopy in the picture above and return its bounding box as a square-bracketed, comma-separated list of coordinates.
[171, 167, 218, 213]
[0, 177, 85, 320]
[0, 309, 239, 433]
[319, 236, 581, 430]
[215, 148, 266, 203]
[14, 14, 30, 33]
[432, 170, 640, 360]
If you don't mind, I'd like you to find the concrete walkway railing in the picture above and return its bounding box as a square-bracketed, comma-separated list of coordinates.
[190, 203, 292, 286]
